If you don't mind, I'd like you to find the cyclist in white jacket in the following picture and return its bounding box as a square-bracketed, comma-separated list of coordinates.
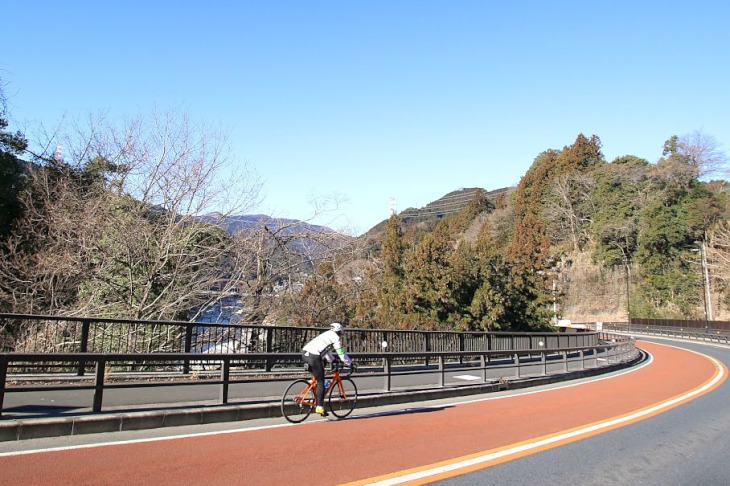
[302, 322, 353, 416]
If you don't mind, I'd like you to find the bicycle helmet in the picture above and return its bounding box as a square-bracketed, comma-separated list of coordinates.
[330, 322, 344, 333]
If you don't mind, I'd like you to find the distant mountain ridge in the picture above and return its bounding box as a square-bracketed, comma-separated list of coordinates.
[201, 213, 335, 236]
[222, 214, 334, 235]
[399, 187, 512, 223]
[209, 186, 514, 238]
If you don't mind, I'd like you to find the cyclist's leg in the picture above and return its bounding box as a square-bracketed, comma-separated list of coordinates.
[303, 353, 326, 412]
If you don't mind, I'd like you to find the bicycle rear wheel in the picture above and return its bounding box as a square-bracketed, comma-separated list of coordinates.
[281, 379, 315, 423]
[327, 377, 357, 419]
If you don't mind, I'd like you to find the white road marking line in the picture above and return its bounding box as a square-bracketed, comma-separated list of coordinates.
[453, 375, 481, 381]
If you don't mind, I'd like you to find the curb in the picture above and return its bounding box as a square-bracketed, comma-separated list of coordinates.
[0, 355, 644, 442]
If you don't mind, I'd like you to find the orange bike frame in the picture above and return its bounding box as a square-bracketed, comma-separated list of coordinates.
[297, 368, 346, 407]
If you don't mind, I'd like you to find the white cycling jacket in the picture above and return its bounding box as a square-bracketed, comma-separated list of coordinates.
[303, 330, 352, 365]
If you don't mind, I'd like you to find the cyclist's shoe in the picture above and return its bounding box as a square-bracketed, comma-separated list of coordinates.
[315, 406, 328, 417]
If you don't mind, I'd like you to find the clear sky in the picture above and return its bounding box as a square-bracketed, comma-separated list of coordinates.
[3, 1, 729, 235]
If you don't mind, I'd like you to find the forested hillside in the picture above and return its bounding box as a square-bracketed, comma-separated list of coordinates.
[346, 133, 730, 329]
[2, 79, 729, 335]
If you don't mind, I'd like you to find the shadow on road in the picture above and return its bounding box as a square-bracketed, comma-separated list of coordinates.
[345, 405, 453, 421]
[1, 404, 84, 418]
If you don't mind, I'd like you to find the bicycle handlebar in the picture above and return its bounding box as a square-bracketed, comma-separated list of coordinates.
[330, 361, 357, 376]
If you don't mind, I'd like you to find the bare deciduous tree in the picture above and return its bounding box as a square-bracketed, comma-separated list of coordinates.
[0, 108, 262, 325]
[677, 130, 728, 180]
[227, 198, 363, 327]
[543, 171, 595, 252]
[707, 222, 730, 286]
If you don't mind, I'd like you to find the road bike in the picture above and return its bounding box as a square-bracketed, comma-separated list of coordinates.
[281, 361, 358, 423]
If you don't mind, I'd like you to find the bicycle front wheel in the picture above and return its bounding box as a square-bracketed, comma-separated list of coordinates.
[327, 377, 357, 419]
[281, 379, 315, 423]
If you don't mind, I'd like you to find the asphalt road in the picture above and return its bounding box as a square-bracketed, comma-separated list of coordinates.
[0, 337, 723, 485]
[434, 337, 730, 486]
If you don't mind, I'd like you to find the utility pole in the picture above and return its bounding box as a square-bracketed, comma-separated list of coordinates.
[623, 256, 631, 324]
[700, 239, 713, 325]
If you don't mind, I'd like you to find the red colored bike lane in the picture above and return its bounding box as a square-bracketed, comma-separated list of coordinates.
[0, 341, 724, 486]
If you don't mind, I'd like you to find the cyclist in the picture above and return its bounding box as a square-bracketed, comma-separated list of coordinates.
[302, 322, 353, 416]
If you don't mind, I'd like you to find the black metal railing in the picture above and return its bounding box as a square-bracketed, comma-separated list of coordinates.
[0, 313, 600, 375]
[629, 318, 730, 331]
[0, 334, 638, 417]
[603, 321, 730, 344]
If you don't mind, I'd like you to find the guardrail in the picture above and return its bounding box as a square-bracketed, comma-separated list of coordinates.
[0, 313, 599, 375]
[603, 322, 730, 345]
[629, 317, 730, 331]
[0, 335, 638, 417]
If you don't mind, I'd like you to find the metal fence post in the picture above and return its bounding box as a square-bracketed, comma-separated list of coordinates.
[481, 354, 487, 382]
[0, 357, 7, 418]
[93, 359, 105, 413]
[382, 330, 389, 375]
[541, 351, 547, 376]
[424, 332, 431, 366]
[77, 320, 90, 376]
[439, 355, 445, 387]
[265, 328, 274, 372]
[514, 353, 520, 378]
[459, 334, 464, 365]
[487, 334, 492, 364]
[183, 323, 193, 374]
[221, 358, 230, 404]
[383, 356, 391, 391]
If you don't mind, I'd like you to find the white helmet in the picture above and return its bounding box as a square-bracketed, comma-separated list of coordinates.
[330, 322, 344, 333]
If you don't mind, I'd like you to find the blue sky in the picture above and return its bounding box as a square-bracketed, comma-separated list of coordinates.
[3, 1, 729, 235]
